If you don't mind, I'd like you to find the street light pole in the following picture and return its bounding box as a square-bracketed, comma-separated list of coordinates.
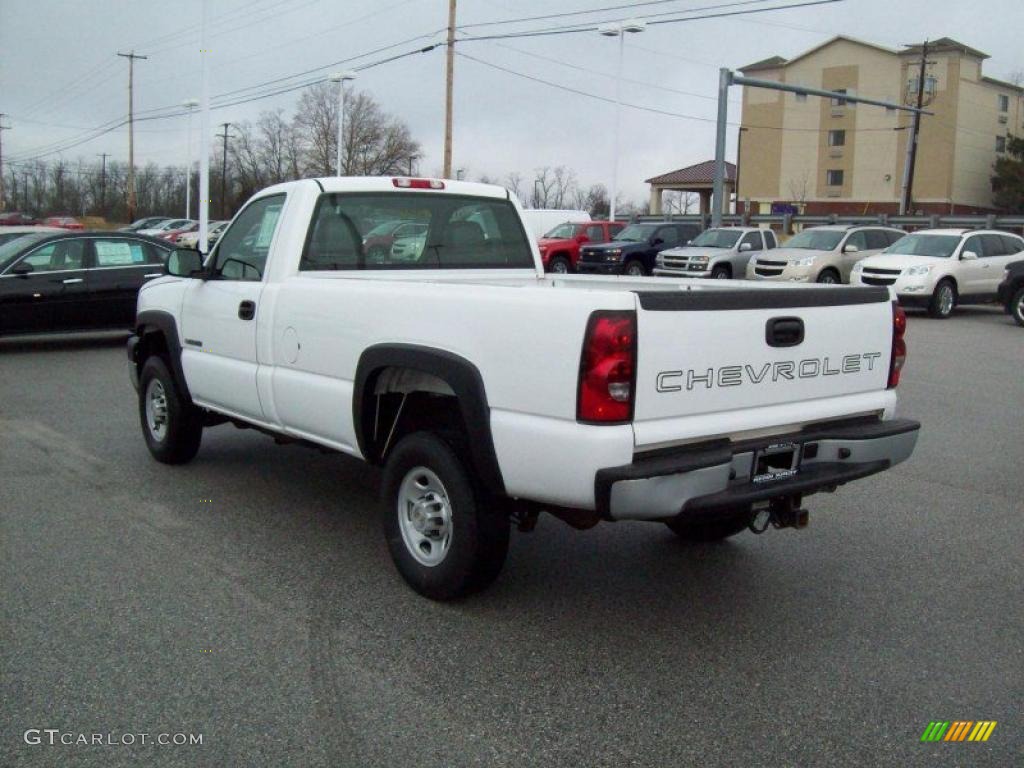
[183, 99, 198, 219]
[599, 20, 644, 222]
[329, 71, 357, 176]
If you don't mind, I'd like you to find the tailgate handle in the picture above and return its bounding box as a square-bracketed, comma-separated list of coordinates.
[766, 317, 804, 347]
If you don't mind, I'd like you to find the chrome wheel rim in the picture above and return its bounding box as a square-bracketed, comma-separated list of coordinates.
[626, 263, 643, 276]
[938, 285, 954, 316]
[145, 379, 169, 442]
[820, 272, 837, 284]
[713, 270, 729, 279]
[397, 467, 453, 567]
[1015, 292, 1023, 322]
[551, 260, 568, 274]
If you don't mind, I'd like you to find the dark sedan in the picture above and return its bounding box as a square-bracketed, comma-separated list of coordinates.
[575, 222, 701, 276]
[0, 232, 171, 337]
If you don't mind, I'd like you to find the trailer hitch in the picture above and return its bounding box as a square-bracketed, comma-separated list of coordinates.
[749, 495, 808, 533]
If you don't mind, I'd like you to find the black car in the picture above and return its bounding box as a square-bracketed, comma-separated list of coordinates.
[575, 222, 701, 276]
[997, 259, 1024, 327]
[0, 232, 171, 337]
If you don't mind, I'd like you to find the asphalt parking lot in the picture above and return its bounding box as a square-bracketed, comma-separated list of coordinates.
[2, 305, 1021, 767]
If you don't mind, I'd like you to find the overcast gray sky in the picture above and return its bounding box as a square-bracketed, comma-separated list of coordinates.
[1, 0, 1020, 205]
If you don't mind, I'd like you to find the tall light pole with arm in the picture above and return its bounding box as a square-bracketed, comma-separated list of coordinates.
[329, 71, 357, 176]
[182, 99, 199, 219]
[598, 19, 645, 222]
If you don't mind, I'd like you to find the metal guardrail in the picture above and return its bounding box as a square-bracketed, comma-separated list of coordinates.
[627, 212, 1024, 233]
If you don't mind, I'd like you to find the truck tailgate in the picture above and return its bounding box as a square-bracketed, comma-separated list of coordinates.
[632, 285, 895, 449]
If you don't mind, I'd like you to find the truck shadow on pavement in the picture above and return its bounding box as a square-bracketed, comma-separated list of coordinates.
[0, 332, 130, 353]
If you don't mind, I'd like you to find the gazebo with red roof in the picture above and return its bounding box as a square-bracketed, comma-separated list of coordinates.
[645, 160, 736, 216]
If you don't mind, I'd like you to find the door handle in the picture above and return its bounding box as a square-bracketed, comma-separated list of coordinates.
[62, 278, 84, 284]
[238, 300, 256, 320]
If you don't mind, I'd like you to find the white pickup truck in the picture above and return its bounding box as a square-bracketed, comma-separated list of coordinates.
[128, 177, 919, 600]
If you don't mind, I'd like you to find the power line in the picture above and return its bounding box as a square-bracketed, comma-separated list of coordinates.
[459, 0, 765, 28]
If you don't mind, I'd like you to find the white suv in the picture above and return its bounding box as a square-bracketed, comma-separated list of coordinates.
[747, 225, 904, 284]
[851, 228, 1024, 318]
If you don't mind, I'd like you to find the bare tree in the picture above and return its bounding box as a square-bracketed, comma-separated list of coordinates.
[504, 171, 524, 201]
[787, 169, 812, 212]
[662, 190, 697, 215]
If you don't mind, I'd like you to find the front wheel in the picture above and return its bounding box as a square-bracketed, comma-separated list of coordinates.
[1009, 286, 1024, 327]
[548, 256, 571, 274]
[665, 507, 752, 542]
[624, 260, 646, 277]
[710, 265, 731, 280]
[929, 279, 956, 319]
[138, 356, 203, 464]
[817, 268, 840, 284]
[382, 432, 510, 600]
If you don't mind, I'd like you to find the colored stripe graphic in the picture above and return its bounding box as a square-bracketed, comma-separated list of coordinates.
[921, 721, 950, 741]
[921, 721, 996, 743]
[946, 721, 972, 741]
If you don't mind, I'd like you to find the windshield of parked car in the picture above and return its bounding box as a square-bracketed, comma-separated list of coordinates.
[689, 229, 742, 248]
[614, 224, 657, 242]
[783, 229, 845, 250]
[542, 222, 580, 239]
[364, 220, 410, 239]
[883, 233, 961, 258]
[300, 192, 534, 271]
[0, 233, 50, 270]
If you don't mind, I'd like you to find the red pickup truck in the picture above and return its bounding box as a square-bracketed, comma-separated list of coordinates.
[537, 220, 624, 273]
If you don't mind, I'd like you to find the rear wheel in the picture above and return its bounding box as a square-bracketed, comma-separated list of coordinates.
[382, 432, 510, 600]
[710, 264, 731, 280]
[665, 507, 752, 542]
[624, 260, 646, 277]
[816, 268, 840, 284]
[548, 256, 570, 274]
[1010, 286, 1024, 327]
[929, 279, 956, 319]
[138, 356, 203, 464]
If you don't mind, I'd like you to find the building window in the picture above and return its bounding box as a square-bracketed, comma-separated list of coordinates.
[826, 170, 844, 186]
[998, 94, 1009, 112]
[830, 88, 848, 107]
[828, 130, 846, 147]
[795, 92, 807, 102]
[996, 136, 1007, 153]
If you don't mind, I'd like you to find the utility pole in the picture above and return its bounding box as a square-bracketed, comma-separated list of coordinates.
[96, 153, 109, 216]
[900, 40, 932, 215]
[217, 122, 233, 219]
[442, 0, 456, 178]
[117, 50, 148, 222]
[0, 114, 9, 211]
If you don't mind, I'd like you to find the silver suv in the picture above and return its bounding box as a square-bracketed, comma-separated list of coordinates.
[747, 225, 904, 284]
[654, 227, 778, 279]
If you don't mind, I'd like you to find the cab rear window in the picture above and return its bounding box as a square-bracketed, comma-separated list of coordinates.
[300, 192, 534, 271]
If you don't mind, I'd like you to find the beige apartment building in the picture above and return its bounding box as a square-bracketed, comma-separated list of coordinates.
[737, 36, 1022, 215]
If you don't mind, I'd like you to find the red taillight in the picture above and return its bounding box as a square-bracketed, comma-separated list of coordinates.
[577, 311, 636, 423]
[888, 301, 907, 388]
[392, 177, 445, 190]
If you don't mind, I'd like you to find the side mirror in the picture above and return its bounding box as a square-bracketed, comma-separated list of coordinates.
[11, 261, 34, 276]
[739, 242, 752, 252]
[960, 250, 978, 261]
[843, 244, 859, 254]
[167, 247, 205, 277]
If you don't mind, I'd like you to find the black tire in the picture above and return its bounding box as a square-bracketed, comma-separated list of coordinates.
[816, 268, 841, 284]
[664, 507, 752, 542]
[548, 256, 571, 274]
[710, 264, 731, 280]
[1009, 286, 1024, 327]
[382, 431, 510, 600]
[929, 279, 957, 319]
[624, 260, 646, 277]
[138, 356, 203, 464]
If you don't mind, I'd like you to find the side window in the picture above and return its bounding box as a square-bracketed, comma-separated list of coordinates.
[585, 225, 604, 241]
[19, 240, 86, 272]
[764, 230, 777, 249]
[843, 231, 868, 251]
[681, 225, 700, 244]
[886, 230, 905, 246]
[657, 227, 679, 247]
[740, 231, 762, 251]
[864, 230, 889, 250]
[962, 236, 985, 258]
[213, 194, 285, 280]
[609, 223, 625, 238]
[1000, 235, 1024, 255]
[980, 234, 1007, 257]
[93, 238, 164, 267]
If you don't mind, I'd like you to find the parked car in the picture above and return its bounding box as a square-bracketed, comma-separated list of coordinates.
[176, 221, 229, 250]
[0, 232, 171, 336]
[538, 220, 625, 273]
[0, 225, 62, 247]
[159, 222, 199, 244]
[129, 176, 918, 600]
[362, 220, 426, 259]
[0, 212, 38, 226]
[850, 229, 1024, 318]
[520, 208, 591, 241]
[655, 227, 775, 279]
[121, 216, 172, 232]
[138, 218, 194, 237]
[747, 225, 904, 284]
[41, 216, 85, 230]
[576, 222, 701, 276]
[996, 259, 1024, 327]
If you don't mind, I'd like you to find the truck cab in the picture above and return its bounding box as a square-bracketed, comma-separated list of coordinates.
[537, 220, 625, 273]
[655, 227, 776, 279]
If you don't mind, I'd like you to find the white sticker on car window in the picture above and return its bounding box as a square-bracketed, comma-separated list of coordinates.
[95, 241, 136, 266]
